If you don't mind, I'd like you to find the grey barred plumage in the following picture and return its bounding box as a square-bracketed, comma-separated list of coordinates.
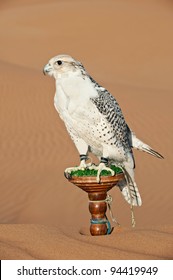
[91, 89, 131, 152]
[43, 54, 163, 208]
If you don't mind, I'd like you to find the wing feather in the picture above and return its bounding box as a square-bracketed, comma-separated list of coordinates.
[90, 85, 131, 153]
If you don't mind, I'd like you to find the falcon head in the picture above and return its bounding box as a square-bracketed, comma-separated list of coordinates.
[43, 54, 86, 79]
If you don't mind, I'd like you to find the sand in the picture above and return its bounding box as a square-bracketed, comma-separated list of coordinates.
[0, 0, 173, 260]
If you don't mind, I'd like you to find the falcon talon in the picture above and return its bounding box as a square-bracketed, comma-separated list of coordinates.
[96, 175, 101, 184]
[64, 171, 72, 180]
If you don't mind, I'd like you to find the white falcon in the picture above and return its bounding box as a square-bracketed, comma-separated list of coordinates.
[43, 54, 163, 207]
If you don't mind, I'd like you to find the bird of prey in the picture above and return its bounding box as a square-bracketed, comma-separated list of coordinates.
[43, 54, 163, 207]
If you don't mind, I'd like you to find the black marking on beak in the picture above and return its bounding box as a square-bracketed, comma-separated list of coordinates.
[43, 64, 52, 75]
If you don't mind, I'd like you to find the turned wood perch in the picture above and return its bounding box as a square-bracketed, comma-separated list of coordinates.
[65, 171, 124, 236]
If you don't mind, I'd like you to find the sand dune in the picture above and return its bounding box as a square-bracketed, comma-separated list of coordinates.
[0, 224, 173, 260]
[0, 0, 173, 260]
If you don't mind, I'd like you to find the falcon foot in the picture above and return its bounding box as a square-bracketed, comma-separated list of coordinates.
[88, 162, 115, 183]
[64, 162, 93, 179]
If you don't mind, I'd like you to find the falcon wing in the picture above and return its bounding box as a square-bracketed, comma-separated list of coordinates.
[90, 87, 131, 153]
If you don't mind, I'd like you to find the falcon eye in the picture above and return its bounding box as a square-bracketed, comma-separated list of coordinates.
[56, 60, 62, 65]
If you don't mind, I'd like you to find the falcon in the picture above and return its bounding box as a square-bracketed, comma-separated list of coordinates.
[43, 54, 163, 207]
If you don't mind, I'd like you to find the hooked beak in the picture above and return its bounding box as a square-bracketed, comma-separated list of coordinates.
[43, 64, 52, 75]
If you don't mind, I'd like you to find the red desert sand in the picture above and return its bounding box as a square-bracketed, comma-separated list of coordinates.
[0, 0, 173, 259]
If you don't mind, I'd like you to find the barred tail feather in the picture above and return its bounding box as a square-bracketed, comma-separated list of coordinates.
[117, 159, 142, 206]
[118, 175, 142, 207]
